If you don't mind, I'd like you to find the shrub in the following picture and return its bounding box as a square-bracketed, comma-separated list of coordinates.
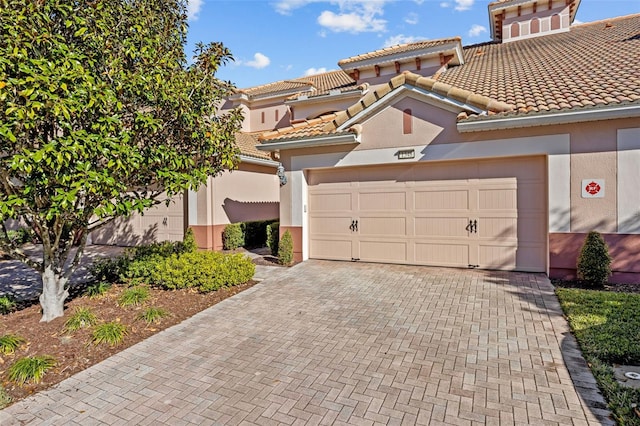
[137, 307, 169, 325]
[151, 251, 255, 293]
[6, 228, 34, 245]
[118, 286, 150, 307]
[9, 355, 57, 385]
[84, 281, 112, 298]
[0, 384, 10, 409]
[0, 295, 16, 314]
[63, 307, 98, 333]
[266, 221, 279, 256]
[222, 223, 244, 250]
[92, 322, 127, 346]
[278, 230, 294, 266]
[89, 256, 130, 284]
[577, 231, 612, 287]
[0, 334, 26, 355]
[182, 228, 198, 253]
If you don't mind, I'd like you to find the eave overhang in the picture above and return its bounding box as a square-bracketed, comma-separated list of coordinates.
[256, 133, 360, 152]
[238, 154, 280, 168]
[457, 103, 640, 133]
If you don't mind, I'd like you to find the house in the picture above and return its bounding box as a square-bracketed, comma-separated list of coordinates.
[90, 133, 280, 251]
[242, 0, 640, 282]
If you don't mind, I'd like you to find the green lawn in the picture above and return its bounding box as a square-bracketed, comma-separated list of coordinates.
[557, 288, 640, 425]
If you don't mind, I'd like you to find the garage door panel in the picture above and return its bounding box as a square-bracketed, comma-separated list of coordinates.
[415, 217, 469, 238]
[415, 242, 469, 267]
[414, 189, 469, 210]
[478, 187, 517, 210]
[516, 245, 547, 271]
[359, 240, 407, 263]
[359, 191, 406, 211]
[310, 239, 353, 260]
[518, 215, 547, 243]
[359, 217, 406, 236]
[479, 244, 517, 269]
[310, 217, 353, 235]
[478, 217, 517, 239]
[309, 193, 352, 211]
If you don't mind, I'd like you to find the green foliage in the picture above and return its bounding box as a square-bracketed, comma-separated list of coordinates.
[92, 322, 127, 346]
[150, 251, 255, 292]
[5, 228, 34, 245]
[89, 256, 131, 284]
[63, 307, 98, 333]
[9, 355, 57, 385]
[278, 230, 294, 266]
[137, 306, 169, 325]
[557, 288, 640, 424]
[242, 219, 278, 248]
[223, 223, 244, 250]
[577, 231, 612, 287]
[0, 384, 10, 409]
[266, 221, 279, 256]
[0, 0, 242, 321]
[84, 281, 112, 299]
[0, 295, 16, 314]
[118, 286, 150, 307]
[0, 334, 26, 355]
[182, 228, 198, 253]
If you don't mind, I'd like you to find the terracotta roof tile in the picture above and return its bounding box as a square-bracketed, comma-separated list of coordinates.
[234, 132, 271, 160]
[338, 37, 462, 67]
[438, 13, 640, 117]
[259, 114, 342, 142]
[237, 70, 356, 100]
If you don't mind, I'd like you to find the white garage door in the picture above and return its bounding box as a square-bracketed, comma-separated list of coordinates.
[91, 193, 185, 246]
[308, 157, 546, 272]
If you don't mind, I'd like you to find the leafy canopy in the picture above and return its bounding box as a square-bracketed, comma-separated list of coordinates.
[0, 0, 242, 272]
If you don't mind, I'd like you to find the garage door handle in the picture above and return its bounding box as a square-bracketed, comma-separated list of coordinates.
[349, 219, 358, 232]
[472, 219, 477, 233]
[354, 220, 358, 232]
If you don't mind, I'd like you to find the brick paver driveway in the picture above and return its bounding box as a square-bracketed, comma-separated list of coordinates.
[1, 261, 610, 425]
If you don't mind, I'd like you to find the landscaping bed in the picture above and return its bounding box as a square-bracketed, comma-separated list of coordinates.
[554, 280, 640, 425]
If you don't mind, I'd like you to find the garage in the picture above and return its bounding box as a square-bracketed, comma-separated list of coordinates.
[91, 193, 185, 246]
[308, 156, 546, 272]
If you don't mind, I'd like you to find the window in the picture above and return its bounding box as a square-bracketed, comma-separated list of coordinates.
[551, 14, 561, 30]
[403, 109, 412, 134]
[530, 18, 540, 34]
[511, 22, 520, 38]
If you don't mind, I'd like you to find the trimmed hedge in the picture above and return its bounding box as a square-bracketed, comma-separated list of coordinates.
[278, 230, 294, 266]
[150, 251, 255, 292]
[266, 221, 279, 256]
[577, 231, 612, 287]
[222, 223, 244, 250]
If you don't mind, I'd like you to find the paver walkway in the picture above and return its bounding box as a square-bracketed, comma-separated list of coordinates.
[1, 261, 611, 425]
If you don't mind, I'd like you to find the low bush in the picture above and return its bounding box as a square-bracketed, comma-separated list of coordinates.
[222, 223, 244, 250]
[9, 355, 57, 385]
[137, 307, 169, 325]
[84, 281, 112, 298]
[63, 307, 98, 333]
[577, 231, 612, 287]
[0, 384, 10, 409]
[0, 334, 26, 355]
[92, 322, 127, 346]
[118, 286, 150, 307]
[266, 221, 279, 256]
[182, 228, 198, 253]
[0, 295, 16, 314]
[278, 230, 294, 266]
[89, 256, 130, 284]
[150, 251, 255, 293]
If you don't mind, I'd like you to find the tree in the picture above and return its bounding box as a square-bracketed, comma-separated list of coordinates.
[0, 0, 243, 321]
[577, 231, 612, 287]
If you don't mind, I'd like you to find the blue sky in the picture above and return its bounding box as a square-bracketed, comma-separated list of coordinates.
[185, 0, 639, 89]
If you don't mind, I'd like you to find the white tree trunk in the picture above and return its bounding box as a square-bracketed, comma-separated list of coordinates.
[39, 265, 69, 322]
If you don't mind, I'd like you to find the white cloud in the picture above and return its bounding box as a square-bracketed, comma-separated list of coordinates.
[187, 0, 204, 21]
[468, 24, 487, 37]
[572, 19, 584, 25]
[304, 67, 328, 76]
[440, 2, 450, 8]
[244, 53, 271, 69]
[273, 0, 318, 15]
[383, 34, 425, 47]
[454, 0, 474, 11]
[405, 12, 419, 25]
[318, 10, 386, 33]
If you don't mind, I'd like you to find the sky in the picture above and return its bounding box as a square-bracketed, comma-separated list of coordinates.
[184, 0, 640, 89]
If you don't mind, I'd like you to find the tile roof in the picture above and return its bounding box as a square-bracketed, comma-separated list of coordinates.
[237, 70, 357, 100]
[438, 14, 640, 116]
[234, 132, 272, 160]
[338, 37, 462, 67]
[260, 72, 512, 142]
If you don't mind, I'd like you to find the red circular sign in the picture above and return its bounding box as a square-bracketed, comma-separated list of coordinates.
[585, 181, 601, 195]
